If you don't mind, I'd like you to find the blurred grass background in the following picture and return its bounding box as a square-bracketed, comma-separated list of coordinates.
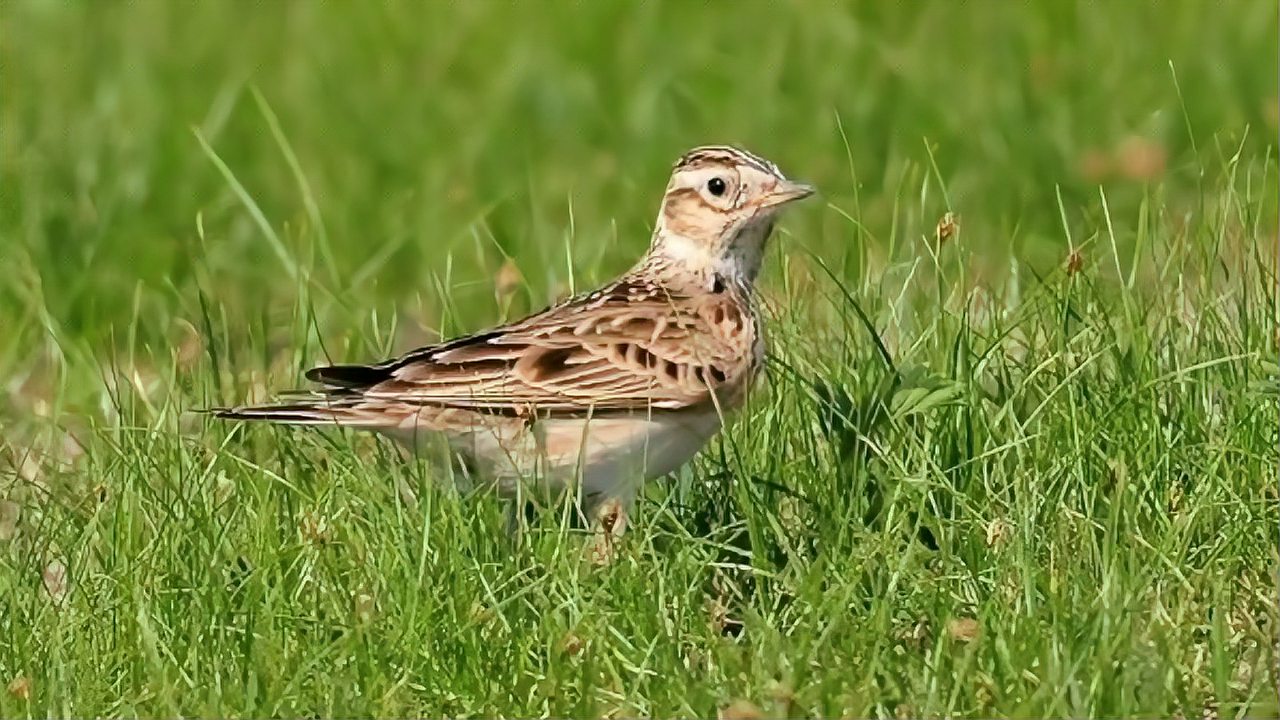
[0, 1, 1277, 717]
[4, 1, 1275, 343]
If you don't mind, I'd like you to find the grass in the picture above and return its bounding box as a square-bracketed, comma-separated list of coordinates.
[1, 2, 1277, 716]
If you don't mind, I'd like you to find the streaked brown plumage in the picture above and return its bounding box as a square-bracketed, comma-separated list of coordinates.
[215, 145, 814, 532]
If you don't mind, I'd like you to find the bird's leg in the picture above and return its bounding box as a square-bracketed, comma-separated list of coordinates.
[584, 495, 630, 566]
[595, 497, 629, 537]
[503, 498, 540, 539]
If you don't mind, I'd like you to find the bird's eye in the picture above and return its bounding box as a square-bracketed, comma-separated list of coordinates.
[707, 177, 727, 197]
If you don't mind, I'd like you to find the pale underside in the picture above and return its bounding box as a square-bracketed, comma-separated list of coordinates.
[382, 405, 724, 507]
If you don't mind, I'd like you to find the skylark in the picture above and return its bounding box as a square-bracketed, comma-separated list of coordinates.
[215, 146, 813, 534]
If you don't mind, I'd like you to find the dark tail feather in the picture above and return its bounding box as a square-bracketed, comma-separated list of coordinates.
[208, 397, 393, 427]
[305, 363, 392, 389]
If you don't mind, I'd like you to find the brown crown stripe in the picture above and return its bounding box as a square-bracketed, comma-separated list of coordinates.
[674, 145, 782, 178]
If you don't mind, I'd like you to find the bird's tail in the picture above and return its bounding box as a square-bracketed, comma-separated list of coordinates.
[208, 393, 403, 428]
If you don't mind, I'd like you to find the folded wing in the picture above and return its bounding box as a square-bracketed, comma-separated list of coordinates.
[307, 280, 752, 414]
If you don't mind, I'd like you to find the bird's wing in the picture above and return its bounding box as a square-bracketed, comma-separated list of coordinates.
[306, 279, 755, 414]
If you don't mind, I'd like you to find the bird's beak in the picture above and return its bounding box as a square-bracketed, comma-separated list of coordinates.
[760, 179, 816, 208]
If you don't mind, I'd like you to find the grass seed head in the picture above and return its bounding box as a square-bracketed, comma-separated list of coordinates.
[6, 674, 30, 701]
[1066, 248, 1085, 276]
[947, 616, 981, 643]
[354, 590, 376, 625]
[173, 318, 204, 371]
[299, 510, 331, 545]
[935, 211, 959, 246]
[719, 698, 763, 720]
[495, 258, 522, 299]
[560, 631, 585, 658]
[1116, 136, 1166, 181]
[42, 559, 69, 606]
[985, 518, 1012, 548]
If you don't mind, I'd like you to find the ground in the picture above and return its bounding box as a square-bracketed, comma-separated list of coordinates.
[1, 2, 1277, 717]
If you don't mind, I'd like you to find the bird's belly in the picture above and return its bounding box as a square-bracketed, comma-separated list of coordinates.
[433, 410, 723, 500]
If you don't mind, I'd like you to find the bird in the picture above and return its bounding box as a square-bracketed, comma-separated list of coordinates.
[214, 145, 814, 537]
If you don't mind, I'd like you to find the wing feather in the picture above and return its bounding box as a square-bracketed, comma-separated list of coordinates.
[305, 279, 754, 414]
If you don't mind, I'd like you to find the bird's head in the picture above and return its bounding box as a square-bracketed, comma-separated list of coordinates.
[649, 145, 814, 287]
